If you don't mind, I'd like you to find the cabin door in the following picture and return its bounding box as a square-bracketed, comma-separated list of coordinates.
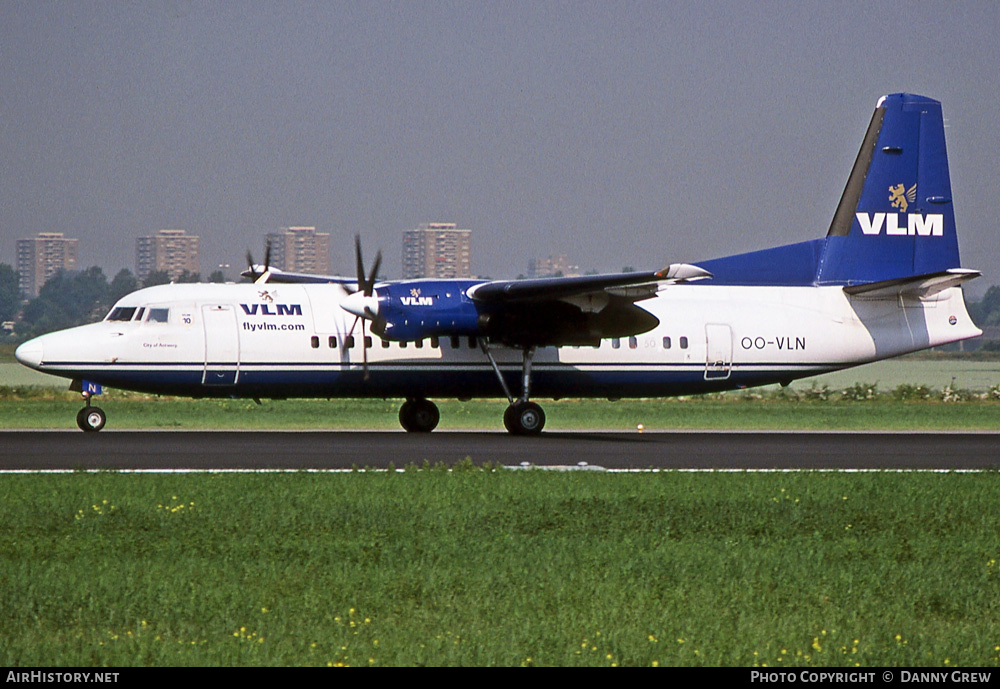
[704, 323, 733, 381]
[202, 304, 240, 385]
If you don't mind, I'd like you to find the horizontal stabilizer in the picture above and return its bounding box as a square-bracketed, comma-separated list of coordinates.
[842, 268, 980, 298]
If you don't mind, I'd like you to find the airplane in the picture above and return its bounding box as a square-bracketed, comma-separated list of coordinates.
[15, 93, 982, 433]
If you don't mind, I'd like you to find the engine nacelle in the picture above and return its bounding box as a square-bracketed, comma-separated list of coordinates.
[372, 280, 484, 342]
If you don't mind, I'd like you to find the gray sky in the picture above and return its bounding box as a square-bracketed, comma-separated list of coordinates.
[2, 1, 998, 289]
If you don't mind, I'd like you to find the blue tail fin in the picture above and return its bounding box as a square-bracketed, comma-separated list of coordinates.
[698, 93, 962, 286]
[816, 93, 960, 284]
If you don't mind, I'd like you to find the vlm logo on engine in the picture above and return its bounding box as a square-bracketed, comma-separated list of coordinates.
[239, 303, 303, 316]
[400, 288, 434, 306]
[855, 183, 943, 237]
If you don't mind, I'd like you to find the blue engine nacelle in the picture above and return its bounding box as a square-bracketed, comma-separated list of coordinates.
[372, 280, 485, 342]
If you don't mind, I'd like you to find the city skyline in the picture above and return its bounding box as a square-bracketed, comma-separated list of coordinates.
[265, 226, 331, 275]
[402, 223, 472, 280]
[16, 232, 78, 298]
[3, 3, 999, 295]
[135, 229, 200, 282]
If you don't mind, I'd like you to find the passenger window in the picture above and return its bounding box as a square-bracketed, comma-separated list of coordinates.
[680, 336, 689, 349]
[450, 336, 460, 349]
[329, 336, 337, 348]
[148, 308, 169, 323]
[663, 336, 671, 349]
[381, 339, 390, 349]
[612, 338, 620, 349]
[310, 336, 319, 349]
[430, 337, 439, 349]
[415, 339, 423, 349]
[364, 336, 372, 349]
[344, 335, 355, 348]
[628, 336, 638, 349]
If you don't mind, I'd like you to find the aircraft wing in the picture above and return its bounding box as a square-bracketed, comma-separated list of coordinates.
[465, 264, 712, 347]
[240, 265, 359, 287]
[467, 263, 712, 303]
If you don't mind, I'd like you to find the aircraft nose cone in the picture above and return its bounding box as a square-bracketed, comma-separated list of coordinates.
[15, 339, 43, 369]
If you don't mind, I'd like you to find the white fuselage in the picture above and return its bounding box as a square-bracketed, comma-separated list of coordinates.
[15, 281, 980, 399]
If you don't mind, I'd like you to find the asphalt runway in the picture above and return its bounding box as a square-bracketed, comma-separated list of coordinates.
[1, 430, 999, 471]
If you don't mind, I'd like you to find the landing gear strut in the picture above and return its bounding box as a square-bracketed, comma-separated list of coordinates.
[480, 340, 546, 435]
[76, 392, 106, 433]
[399, 398, 440, 433]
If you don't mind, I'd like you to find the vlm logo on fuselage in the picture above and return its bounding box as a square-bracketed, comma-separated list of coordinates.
[401, 296, 434, 306]
[400, 288, 434, 306]
[240, 303, 303, 316]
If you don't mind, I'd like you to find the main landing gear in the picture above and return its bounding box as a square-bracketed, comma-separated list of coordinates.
[396, 342, 546, 435]
[399, 398, 440, 433]
[76, 391, 106, 433]
[481, 341, 546, 435]
[503, 400, 545, 435]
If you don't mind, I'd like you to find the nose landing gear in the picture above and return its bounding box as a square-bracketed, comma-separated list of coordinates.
[76, 391, 106, 432]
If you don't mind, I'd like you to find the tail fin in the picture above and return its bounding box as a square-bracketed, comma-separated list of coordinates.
[817, 93, 961, 285]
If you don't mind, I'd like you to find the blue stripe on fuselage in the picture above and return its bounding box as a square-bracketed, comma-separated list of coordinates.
[37, 361, 836, 399]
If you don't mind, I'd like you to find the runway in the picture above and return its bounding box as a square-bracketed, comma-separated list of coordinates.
[1, 430, 999, 471]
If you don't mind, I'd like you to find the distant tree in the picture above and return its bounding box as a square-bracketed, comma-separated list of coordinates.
[20, 267, 110, 337]
[70, 266, 111, 320]
[176, 270, 201, 283]
[0, 263, 22, 323]
[621, 266, 635, 273]
[20, 297, 71, 338]
[142, 270, 172, 288]
[109, 269, 139, 304]
[968, 286, 1000, 327]
[208, 270, 227, 283]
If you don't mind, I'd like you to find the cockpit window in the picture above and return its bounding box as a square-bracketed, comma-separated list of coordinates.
[106, 307, 137, 321]
[147, 308, 169, 323]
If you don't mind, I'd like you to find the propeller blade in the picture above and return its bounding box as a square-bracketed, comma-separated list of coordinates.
[344, 314, 370, 381]
[355, 235, 366, 294]
[245, 250, 257, 280]
[361, 319, 369, 380]
[366, 250, 382, 297]
[263, 238, 272, 274]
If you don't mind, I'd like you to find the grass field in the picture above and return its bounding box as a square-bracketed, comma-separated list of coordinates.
[3, 349, 999, 667]
[4, 356, 1000, 391]
[3, 351, 999, 431]
[2, 470, 999, 667]
[3, 385, 1000, 431]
